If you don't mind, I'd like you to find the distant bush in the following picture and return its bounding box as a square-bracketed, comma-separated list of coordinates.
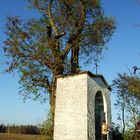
[123, 128, 140, 140]
[25, 125, 40, 135]
[111, 122, 140, 140]
[110, 123, 123, 140]
[0, 124, 40, 135]
[0, 124, 6, 133]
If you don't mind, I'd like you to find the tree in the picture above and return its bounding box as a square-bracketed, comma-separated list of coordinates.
[0, 124, 6, 133]
[127, 75, 140, 100]
[112, 73, 140, 139]
[3, 0, 115, 135]
[112, 74, 127, 134]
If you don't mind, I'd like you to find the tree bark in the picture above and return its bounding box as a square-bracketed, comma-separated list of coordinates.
[50, 84, 56, 117]
[122, 105, 125, 134]
[71, 40, 80, 74]
[50, 59, 64, 113]
[49, 78, 56, 138]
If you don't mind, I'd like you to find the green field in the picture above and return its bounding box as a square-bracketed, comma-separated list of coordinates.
[0, 133, 47, 140]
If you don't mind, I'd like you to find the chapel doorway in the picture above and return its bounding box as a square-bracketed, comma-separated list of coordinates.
[95, 91, 104, 140]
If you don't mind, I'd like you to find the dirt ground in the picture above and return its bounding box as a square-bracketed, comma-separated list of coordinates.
[0, 133, 47, 140]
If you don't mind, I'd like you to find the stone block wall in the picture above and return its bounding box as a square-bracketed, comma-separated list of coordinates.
[53, 71, 111, 140]
[54, 74, 88, 140]
[87, 75, 111, 140]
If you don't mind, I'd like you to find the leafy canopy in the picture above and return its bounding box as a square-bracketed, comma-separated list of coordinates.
[112, 73, 140, 133]
[4, 0, 115, 101]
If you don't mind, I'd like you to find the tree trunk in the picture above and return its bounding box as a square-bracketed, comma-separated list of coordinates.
[122, 105, 125, 134]
[51, 66, 63, 116]
[48, 77, 57, 138]
[48, 81, 56, 139]
[71, 41, 80, 74]
[49, 60, 64, 137]
[50, 88, 56, 118]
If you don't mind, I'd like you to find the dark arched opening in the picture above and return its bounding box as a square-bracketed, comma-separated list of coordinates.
[95, 91, 104, 140]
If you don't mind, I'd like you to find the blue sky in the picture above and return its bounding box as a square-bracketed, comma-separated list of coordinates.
[0, 0, 49, 125]
[0, 0, 140, 125]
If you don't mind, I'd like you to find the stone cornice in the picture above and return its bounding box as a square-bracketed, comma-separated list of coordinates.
[55, 71, 111, 91]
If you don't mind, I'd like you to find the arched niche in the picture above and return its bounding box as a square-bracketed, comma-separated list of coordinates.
[95, 91, 105, 140]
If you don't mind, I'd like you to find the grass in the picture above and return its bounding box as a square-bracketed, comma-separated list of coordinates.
[0, 133, 47, 140]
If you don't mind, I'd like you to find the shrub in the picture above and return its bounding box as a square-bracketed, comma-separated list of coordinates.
[39, 112, 53, 140]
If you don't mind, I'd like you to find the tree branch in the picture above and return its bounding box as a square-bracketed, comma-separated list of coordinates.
[61, 41, 71, 59]
[33, 0, 45, 11]
[33, 0, 58, 35]
[61, 2, 86, 58]
[47, 0, 59, 36]
[32, 76, 52, 93]
[54, 32, 66, 39]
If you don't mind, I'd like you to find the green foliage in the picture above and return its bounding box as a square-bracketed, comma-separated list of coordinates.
[123, 130, 133, 140]
[123, 128, 140, 140]
[39, 112, 53, 140]
[112, 73, 140, 135]
[127, 75, 140, 100]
